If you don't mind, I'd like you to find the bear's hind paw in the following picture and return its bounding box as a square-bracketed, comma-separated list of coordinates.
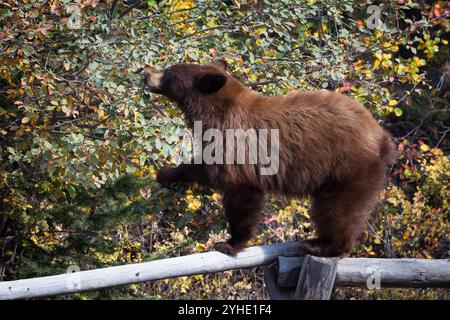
[213, 242, 240, 256]
[298, 238, 348, 257]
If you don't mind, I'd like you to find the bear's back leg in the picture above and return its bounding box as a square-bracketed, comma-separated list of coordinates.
[299, 161, 386, 257]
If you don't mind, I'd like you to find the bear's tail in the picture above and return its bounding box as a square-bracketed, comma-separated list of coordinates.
[379, 132, 399, 166]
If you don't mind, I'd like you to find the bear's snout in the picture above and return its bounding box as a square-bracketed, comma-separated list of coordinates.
[144, 69, 164, 92]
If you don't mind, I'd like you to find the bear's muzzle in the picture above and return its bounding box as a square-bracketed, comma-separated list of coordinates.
[144, 70, 164, 92]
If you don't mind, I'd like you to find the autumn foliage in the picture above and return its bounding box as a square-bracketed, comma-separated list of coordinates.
[0, 0, 448, 299]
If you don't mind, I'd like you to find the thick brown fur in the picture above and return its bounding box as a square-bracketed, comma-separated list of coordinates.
[145, 60, 398, 257]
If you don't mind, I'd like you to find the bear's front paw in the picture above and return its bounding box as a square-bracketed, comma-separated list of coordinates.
[213, 242, 239, 256]
[156, 167, 178, 188]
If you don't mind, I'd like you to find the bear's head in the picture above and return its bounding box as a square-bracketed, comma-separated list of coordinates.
[144, 59, 230, 104]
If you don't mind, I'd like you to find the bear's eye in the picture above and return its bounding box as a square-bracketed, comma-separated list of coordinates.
[160, 71, 188, 102]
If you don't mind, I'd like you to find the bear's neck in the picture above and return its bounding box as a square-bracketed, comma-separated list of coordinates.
[181, 98, 233, 131]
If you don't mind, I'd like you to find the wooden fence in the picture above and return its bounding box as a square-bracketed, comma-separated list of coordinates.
[0, 241, 448, 300]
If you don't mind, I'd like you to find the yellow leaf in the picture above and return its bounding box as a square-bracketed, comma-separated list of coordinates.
[193, 274, 203, 281]
[188, 199, 201, 211]
[397, 63, 408, 74]
[420, 144, 430, 152]
[388, 99, 398, 106]
[97, 109, 107, 120]
[374, 51, 383, 60]
[195, 243, 206, 252]
[403, 168, 412, 178]
[373, 59, 381, 70]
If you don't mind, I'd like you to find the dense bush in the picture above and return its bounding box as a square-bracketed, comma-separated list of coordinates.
[0, 0, 448, 299]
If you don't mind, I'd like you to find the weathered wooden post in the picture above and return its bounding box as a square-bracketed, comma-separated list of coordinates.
[277, 256, 303, 287]
[293, 256, 339, 300]
[262, 264, 292, 300]
[264, 255, 339, 300]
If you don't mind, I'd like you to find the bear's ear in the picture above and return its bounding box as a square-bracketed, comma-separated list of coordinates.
[196, 73, 227, 94]
[210, 59, 228, 71]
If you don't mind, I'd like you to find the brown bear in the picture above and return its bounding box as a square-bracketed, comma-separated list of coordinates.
[144, 59, 397, 257]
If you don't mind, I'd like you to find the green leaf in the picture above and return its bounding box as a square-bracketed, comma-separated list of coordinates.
[394, 107, 403, 117]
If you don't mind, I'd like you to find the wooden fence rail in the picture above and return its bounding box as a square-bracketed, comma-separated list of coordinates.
[0, 241, 448, 300]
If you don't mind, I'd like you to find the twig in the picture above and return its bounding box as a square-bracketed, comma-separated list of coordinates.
[119, 0, 144, 18]
[109, 0, 120, 20]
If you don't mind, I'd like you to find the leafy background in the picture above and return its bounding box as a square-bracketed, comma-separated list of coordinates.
[0, 0, 448, 299]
